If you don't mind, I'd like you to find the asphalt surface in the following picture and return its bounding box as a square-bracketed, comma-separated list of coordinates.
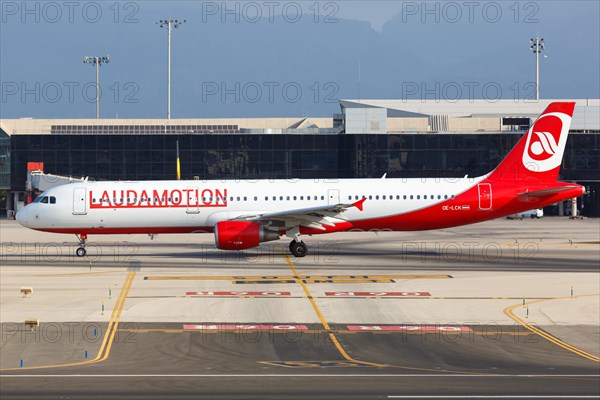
[1, 218, 599, 399]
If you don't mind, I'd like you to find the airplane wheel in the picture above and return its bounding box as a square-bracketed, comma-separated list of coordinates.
[76, 247, 87, 257]
[290, 241, 308, 258]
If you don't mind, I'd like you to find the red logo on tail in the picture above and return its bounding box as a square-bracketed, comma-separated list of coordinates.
[527, 115, 562, 161]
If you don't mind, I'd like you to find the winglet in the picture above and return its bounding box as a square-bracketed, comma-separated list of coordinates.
[352, 197, 367, 211]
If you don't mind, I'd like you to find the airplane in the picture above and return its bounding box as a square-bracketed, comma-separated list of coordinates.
[16, 102, 585, 258]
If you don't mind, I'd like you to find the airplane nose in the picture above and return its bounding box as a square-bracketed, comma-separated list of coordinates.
[15, 206, 30, 227]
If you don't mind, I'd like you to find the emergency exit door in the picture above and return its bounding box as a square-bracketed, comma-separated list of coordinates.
[186, 187, 200, 214]
[328, 189, 340, 205]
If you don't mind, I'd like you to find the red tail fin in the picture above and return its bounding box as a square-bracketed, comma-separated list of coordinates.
[487, 102, 575, 183]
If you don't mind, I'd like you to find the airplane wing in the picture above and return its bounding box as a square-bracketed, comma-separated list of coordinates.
[232, 198, 366, 231]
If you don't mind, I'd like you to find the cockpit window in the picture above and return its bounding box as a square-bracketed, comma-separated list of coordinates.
[41, 196, 49, 204]
[50, 196, 56, 204]
[32, 196, 42, 203]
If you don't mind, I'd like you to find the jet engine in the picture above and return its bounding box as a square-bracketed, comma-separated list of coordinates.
[214, 221, 280, 250]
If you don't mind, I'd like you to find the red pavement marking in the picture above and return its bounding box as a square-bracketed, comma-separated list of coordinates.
[325, 291, 431, 297]
[186, 291, 291, 297]
[183, 324, 308, 331]
[347, 325, 473, 332]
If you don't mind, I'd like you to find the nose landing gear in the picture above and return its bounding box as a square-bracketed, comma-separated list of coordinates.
[76, 234, 88, 257]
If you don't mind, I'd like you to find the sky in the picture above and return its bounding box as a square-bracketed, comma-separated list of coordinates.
[1, 1, 599, 118]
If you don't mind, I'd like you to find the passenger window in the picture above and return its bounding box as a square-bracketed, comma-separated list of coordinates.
[41, 197, 49, 204]
[50, 196, 56, 204]
[287, 196, 290, 200]
[265, 196, 268, 201]
[424, 195, 427, 200]
[410, 195, 414, 200]
[417, 195, 420, 200]
[254, 196, 257, 201]
[280, 196, 283, 201]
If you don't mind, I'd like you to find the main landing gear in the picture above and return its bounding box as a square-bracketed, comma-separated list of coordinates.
[287, 227, 308, 258]
[289, 239, 308, 258]
[75, 234, 87, 257]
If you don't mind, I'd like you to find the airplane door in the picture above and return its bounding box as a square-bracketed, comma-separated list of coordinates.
[478, 183, 492, 210]
[327, 189, 340, 205]
[186, 187, 200, 214]
[72, 188, 87, 215]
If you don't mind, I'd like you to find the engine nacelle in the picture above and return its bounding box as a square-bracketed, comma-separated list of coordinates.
[214, 221, 280, 250]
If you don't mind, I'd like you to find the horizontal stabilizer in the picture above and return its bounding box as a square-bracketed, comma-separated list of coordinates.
[518, 186, 580, 198]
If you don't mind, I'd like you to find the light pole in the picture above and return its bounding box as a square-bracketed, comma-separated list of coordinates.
[530, 37, 544, 100]
[83, 55, 110, 119]
[157, 19, 186, 119]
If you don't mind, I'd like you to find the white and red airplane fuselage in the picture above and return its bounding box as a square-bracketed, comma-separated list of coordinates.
[16, 102, 585, 257]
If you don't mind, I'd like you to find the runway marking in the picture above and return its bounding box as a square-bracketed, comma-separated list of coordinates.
[234, 278, 396, 284]
[127, 295, 557, 301]
[347, 326, 473, 332]
[33, 270, 125, 277]
[2, 374, 598, 378]
[100, 271, 136, 361]
[185, 291, 291, 297]
[260, 361, 371, 368]
[326, 291, 431, 297]
[145, 274, 451, 282]
[388, 396, 600, 399]
[0, 270, 136, 372]
[117, 328, 533, 336]
[503, 294, 600, 363]
[282, 255, 386, 369]
[183, 324, 308, 331]
[280, 255, 494, 375]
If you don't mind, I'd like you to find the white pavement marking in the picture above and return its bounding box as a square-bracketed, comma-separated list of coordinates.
[388, 397, 600, 399]
[1, 374, 599, 378]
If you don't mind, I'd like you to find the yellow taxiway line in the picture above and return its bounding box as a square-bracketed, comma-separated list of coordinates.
[0, 271, 136, 371]
[503, 294, 600, 363]
[282, 255, 386, 368]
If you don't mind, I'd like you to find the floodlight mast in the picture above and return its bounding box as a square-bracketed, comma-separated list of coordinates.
[530, 37, 544, 100]
[157, 19, 186, 119]
[83, 55, 110, 118]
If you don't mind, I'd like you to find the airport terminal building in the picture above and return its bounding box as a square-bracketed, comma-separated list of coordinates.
[1, 99, 599, 216]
